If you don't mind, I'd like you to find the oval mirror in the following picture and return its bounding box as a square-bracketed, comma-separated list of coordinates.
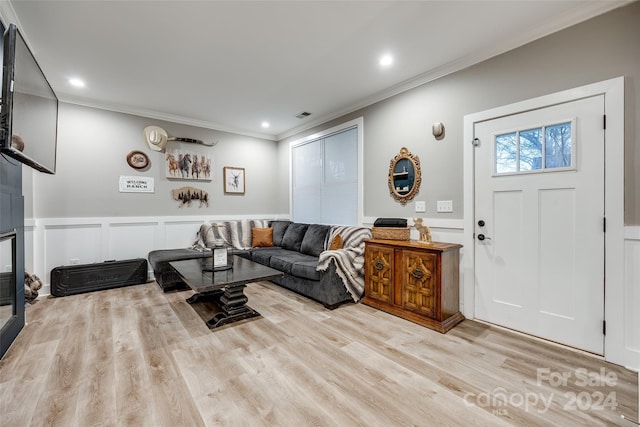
[388, 147, 421, 204]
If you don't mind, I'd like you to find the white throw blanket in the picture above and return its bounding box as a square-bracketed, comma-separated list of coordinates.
[317, 225, 372, 302]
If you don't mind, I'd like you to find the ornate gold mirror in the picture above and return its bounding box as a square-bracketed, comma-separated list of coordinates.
[388, 147, 421, 204]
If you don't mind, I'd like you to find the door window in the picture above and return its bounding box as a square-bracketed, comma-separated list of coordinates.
[494, 120, 574, 175]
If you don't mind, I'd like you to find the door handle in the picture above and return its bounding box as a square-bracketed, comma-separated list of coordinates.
[477, 234, 492, 241]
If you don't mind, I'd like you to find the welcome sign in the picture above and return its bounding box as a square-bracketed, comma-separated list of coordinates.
[119, 176, 155, 193]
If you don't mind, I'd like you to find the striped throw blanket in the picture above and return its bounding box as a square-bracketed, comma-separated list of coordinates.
[317, 225, 372, 302]
[193, 219, 269, 249]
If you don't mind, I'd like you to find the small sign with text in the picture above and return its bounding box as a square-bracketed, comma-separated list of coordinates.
[119, 176, 155, 193]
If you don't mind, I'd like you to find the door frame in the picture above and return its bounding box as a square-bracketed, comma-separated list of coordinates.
[463, 77, 624, 364]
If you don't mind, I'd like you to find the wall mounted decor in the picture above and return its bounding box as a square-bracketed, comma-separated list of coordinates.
[144, 125, 217, 152]
[126, 150, 150, 170]
[166, 147, 211, 180]
[172, 186, 209, 207]
[224, 166, 245, 194]
[388, 147, 421, 204]
[119, 176, 155, 193]
[432, 122, 445, 139]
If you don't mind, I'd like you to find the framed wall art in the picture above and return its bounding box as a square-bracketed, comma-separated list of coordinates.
[224, 166, 245, 194]
[165, 147, 212, 181]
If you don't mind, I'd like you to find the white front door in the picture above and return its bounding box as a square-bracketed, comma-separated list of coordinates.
[474, 95, 605, 354]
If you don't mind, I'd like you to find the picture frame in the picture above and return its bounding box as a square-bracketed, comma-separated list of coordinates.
[165, 146, 212, 181]
[223, 166, 245, 194]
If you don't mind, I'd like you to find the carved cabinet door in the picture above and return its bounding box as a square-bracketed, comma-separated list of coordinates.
[400, 249, 439, 319]
[365, 244, 394, 304]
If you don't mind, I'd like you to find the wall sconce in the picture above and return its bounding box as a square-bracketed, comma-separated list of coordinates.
[432, 122, 445, 140]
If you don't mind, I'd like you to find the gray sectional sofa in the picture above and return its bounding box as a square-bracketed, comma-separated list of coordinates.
[148, 219, 371, 309]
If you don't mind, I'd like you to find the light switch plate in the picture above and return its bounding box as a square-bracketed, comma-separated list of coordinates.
[415, 201, 426, 213]
[437, 200, 453, 213]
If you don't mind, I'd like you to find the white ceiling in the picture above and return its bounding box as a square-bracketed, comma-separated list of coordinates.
[1, 0, 630, 140]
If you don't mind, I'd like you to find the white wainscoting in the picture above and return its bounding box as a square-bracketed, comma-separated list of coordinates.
[23, 215, 639, 370]
[623, 226, 640, 369]
[24, 215, 284, 295]
[361, 217, 464, 243]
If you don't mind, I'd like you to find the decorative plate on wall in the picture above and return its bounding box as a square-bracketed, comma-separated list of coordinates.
[126, 150, 150, 170]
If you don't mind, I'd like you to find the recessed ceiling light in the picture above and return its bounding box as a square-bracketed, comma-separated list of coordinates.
[261, 121, 270, 129]
[68, 78, 85, 88]
[379, 54, 393, 67]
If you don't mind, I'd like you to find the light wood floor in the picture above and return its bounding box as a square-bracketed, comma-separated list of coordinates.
[0, 281, 637, 426]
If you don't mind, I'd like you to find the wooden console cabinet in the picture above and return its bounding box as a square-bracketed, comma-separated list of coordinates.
[363, 239, 464, 333]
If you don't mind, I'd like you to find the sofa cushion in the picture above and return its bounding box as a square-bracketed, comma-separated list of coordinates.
[281, 223, 309, 252]
[300, 224, 330, 257]
[250, 247, 288, 265]
[270, 220, 292, 247]
[148, 248, 210, 272]
[291, 260, 322, 281]
[270, 252, 317, 275]
[252, 227, 273, 247]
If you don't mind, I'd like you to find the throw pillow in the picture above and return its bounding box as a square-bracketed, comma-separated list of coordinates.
[270, 220, 292, 246]
[281, 223, 309, 252]
[252, 227, 274, 247]
[329, 234, 343, 250]
[300, 224, 331, 256]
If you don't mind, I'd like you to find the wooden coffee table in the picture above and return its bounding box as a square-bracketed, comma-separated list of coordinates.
[169, 256, 283, 329]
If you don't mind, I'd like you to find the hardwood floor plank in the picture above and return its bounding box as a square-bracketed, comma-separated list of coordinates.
[114, 347, 157, 427]
[76, 292, 117, 427]
[145, 347, 205, 427]
[28, 299, 92, 426]
[0, 280, 636, 426]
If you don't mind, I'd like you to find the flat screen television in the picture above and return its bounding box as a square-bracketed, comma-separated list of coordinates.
[0, 23, 58, 174]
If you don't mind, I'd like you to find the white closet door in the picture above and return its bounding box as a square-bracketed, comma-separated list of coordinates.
[292, 140, 322, 223]
[292, 127, 358, 225]
[322, 128, 358, 225]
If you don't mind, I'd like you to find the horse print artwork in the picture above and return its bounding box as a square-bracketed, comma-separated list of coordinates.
[165, 147, 211, 181]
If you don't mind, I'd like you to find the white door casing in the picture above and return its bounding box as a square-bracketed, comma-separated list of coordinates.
[463, 77, 626, 366]
[473, 96, 605, 354]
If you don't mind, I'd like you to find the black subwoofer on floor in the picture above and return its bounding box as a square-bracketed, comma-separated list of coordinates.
[50, 258, 148, 297]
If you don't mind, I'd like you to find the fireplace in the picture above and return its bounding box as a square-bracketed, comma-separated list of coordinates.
[0, 229, 20, 358]
[0, 230, 16, 323]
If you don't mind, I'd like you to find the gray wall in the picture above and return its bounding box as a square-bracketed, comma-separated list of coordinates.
[23, 3, 640, 224]
[280, 2, 640, 225]
[26, 103, 282, 218]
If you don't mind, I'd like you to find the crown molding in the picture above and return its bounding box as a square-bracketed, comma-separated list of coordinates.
[59, 95, 278, 141]
[0, 0, 277, 141]
[0, 1, 19, 29]
[276, 0, 632, 141]
[3, 0, 631, 143]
